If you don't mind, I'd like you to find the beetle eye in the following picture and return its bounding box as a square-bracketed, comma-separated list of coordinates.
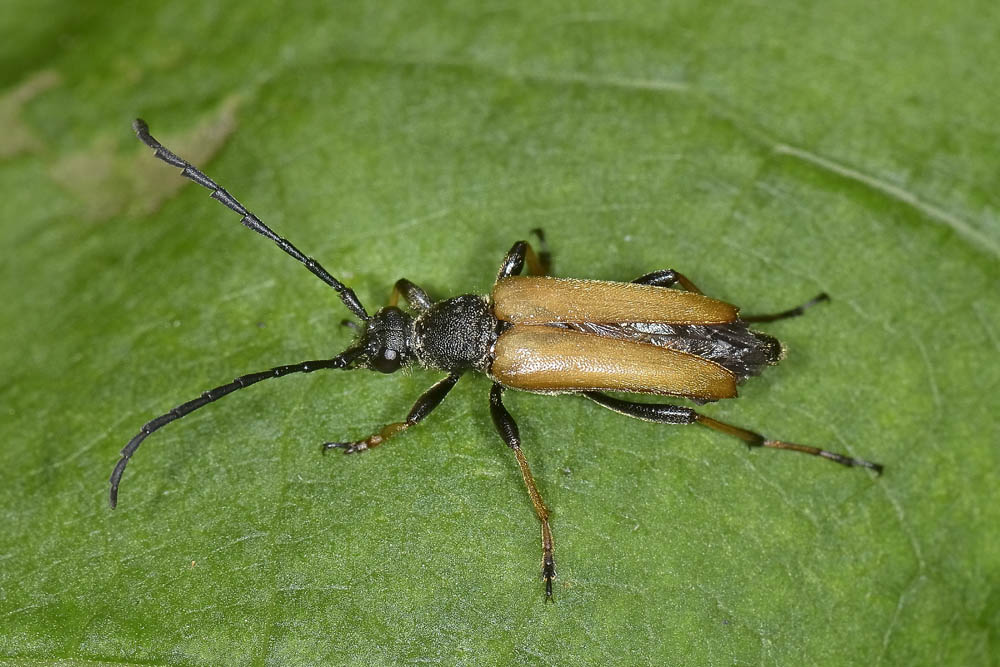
[372, 348, 401, 373]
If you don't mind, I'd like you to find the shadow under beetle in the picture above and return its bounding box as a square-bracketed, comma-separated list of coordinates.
[111, 119, 883, 601]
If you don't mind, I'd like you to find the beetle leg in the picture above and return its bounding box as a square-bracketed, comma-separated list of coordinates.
[632, 269, 702, 293]
[489, 383, 556, 601]
[322, 372, 460, 454]
[632, 272, 827, 322]
[582, 391, 697, 424]
[741, 293, 830, 323]
[583, 392, 883, 473]
[388, 278, 432, 311]
[496, 229, 551, 281]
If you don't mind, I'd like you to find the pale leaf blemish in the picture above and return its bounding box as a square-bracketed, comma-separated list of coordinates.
[130, 94, 244, 217]
[47, 94, 243, 222]
[48, 135, 125, 221]
[111, 56, 145, 87]
[0, 69, 62, 159]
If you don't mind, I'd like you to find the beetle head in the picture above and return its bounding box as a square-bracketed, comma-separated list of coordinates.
[353, 306, 416, 373]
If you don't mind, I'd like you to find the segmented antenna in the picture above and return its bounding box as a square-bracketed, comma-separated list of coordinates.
[132, 119, 369, 321]
[109, 349, 363, 508]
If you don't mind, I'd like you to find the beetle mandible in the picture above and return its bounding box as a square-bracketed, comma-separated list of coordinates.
[111, 119, 883, 601]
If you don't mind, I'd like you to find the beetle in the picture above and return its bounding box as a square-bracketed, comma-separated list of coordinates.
[111, 119, 883, 601]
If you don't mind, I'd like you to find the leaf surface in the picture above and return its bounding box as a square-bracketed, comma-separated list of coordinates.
[1, 2, 997, 664]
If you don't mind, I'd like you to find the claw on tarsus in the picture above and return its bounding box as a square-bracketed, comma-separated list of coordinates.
[543, 560, 556, 602]
[320, 441, 368, 455]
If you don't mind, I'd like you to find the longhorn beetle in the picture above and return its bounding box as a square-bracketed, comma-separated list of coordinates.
[111, 119, 883, 601]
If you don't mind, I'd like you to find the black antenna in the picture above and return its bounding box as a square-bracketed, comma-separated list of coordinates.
[109, 349, 364, 508]
[132, 119, 369, 321]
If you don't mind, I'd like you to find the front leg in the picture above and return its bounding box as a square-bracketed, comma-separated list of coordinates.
[322, 372, 460, 454]
[489, 383, 557, 601]
[388, 278, 432, 311]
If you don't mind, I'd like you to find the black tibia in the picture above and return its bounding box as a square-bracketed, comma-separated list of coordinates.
[489, 383, 556, 601]
[132, 119, 369, 321]
[584, 392, 883, 474]
[389, 278, 432, 311]
[632, 269, 702, 293]
[742, 293, 830, 323]
[322, 372, 461, 454]
[109, 349, 364, 508]
[583, 392, 696, 424]
[496, 229, 551, 281]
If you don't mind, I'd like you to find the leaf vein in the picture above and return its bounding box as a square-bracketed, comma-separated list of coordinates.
[772, 143, 998, 258]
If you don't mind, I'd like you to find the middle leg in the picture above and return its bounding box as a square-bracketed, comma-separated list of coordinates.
[489, 383, 556, 601]
[322, 372, 460, 454]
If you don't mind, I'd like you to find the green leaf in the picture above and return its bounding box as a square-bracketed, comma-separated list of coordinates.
[2, 2, 997, 664]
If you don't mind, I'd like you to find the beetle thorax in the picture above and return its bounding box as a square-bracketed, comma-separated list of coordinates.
[413, 294, 497, 372]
